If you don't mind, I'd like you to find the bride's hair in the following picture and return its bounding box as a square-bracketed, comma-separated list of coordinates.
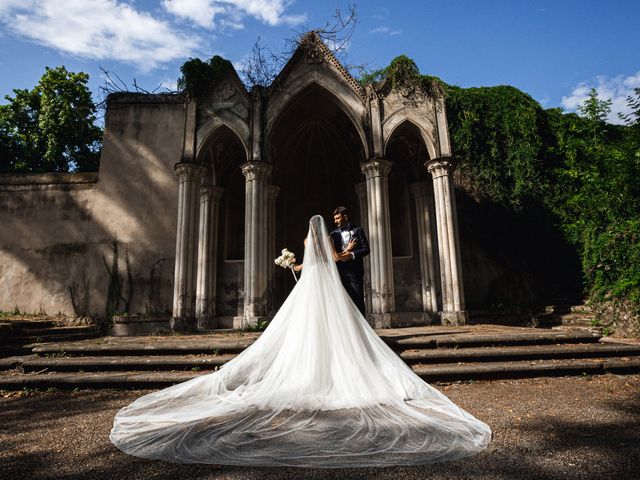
[306, 215, 330, 264]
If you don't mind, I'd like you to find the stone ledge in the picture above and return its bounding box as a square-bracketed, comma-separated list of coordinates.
[0, 172, 98, 191]
[2, 357, 640, 390]
[107, 92, 185, 105]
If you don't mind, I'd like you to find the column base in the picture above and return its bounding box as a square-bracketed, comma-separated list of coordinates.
[233, 315, 270, 330]
[440, 310, 469, 326]
[170, 316, 197, 332]
[196, 316, 218, 331]
[371, 312, 392, 329]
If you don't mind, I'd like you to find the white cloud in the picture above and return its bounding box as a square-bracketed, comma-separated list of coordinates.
[372, 7, 389, 21]
[162, 0, 306, 29]
[370, 26, 402, 36]
[159, 77, 179, 92]
[0, 0, 200, 71]
[561, 72, 640, 124]
[162, 0, 226, 28]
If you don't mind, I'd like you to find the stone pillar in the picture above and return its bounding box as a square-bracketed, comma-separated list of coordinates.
[266, 184, 280, 314]
[172, 162, 206, 331]
[195, 184, 224, 330]
[240, 161, 271, 328]
[354, 182, 373, 320]
[426, 157, 467, 325]
[410, 182, 439, 321]
[361, 159, 395, 328]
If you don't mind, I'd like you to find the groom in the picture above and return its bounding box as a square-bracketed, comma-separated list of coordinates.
[330, 206, 370, 316]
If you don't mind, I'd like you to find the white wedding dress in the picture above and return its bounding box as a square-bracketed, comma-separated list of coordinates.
[110, 215, 491, 467]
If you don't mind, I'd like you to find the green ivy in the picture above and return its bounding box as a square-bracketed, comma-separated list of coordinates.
[177, 55, 234, 103]
[358, 55, 445, 100]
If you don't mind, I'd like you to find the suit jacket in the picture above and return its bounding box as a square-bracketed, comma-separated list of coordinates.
[330, 223, 370, 279]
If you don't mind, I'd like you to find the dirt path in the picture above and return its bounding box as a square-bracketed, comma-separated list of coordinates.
[1, 374, 639, 480]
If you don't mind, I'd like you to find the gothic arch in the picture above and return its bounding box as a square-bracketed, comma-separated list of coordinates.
[196, 113, 250, 166]
[382, 111, 437, 160]
[266, 71, 370, 159]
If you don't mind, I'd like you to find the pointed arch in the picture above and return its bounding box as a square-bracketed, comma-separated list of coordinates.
[382, 111, 437, 160]
[196, 113, 250, 163]
[266, 71, 370, 159]
[196, 122, 248, 187]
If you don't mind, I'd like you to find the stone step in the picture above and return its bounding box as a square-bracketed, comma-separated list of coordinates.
[29, 330, 602, 357]
[1, 324, 100, 343]
[12, 343, 640, 373]
[0, 320, 57, 330]
[400, 343, 640, 363]
[385, 330, 601, 349]
[19, 354, 236, 372]
[413, 357, 640, 381]
[2, 356, 639, 390]
[30, 338, 255, 356]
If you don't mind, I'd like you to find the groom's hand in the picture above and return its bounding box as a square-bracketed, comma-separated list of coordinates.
[345, 239, 358, 252]
[336, 252, 351, 262]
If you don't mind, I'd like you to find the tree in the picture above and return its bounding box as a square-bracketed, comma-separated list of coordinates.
[0, 66, 102, 173]
[578, 88, 612, 144]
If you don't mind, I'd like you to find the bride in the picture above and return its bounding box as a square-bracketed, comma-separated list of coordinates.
[110, 215, 491, 467]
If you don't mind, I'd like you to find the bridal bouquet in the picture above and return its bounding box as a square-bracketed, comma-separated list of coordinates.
[274, 248, 298, 282]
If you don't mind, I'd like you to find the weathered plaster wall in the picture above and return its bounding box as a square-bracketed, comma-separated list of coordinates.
[0, 93, 187, 318]
[0, 173, 99, 315]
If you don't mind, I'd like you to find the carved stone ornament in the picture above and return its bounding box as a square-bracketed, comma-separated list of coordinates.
[304, 46, 324, 65]
[214, 81, 235, 102]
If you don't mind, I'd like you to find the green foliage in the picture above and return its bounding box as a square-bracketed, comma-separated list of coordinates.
[358, 55, 445, 100]
[0, 66, 102, 173]
[582, 220, 640, 303]
[177, 55, 234, 103]
[445, 85, 550, 210]
[360, 56, 640, 315]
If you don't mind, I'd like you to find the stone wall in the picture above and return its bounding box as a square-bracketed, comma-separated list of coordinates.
[0, 93, 187, 319]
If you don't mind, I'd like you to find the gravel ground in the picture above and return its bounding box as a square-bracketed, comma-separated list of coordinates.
[1, 374, 639, 480]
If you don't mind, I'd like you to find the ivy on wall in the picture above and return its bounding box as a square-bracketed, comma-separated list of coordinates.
[359, 58, 640, 316]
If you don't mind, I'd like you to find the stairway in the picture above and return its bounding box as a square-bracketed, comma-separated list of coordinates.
[0, 318, 101, 358]
[1, 326, 639, 390]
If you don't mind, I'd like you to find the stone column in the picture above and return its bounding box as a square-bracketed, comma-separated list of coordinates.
[195, 184, 224, 330]
[426, 157, 467, 325]
[266, 184, 280, 314]
[354, 182, 373, 320]
[410, 182, 439, 321]
[361, 159, 395, 328]
[172, 162, 206, 331]
[240, 161, 272, 328]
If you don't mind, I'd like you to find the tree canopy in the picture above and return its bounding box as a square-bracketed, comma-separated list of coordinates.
[0, 66, 102, 173]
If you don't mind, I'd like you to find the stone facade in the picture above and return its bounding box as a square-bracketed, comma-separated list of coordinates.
[0, 33, 469, 329]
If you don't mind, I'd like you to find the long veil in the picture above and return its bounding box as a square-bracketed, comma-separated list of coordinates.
[110, 215, 491, 467]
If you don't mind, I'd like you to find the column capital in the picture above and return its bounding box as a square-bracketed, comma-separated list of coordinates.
[425, 156, 456, 179]
[174, 162, 206, 179]
[200, 184, 224, 201]
[360, 158, 392, 179]
[241, 161, 272, 181]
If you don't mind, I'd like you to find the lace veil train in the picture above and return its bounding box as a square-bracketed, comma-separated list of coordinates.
[110, 215, 491, 467]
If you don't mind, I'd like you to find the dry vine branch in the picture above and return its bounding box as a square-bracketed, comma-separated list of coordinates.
[239, 3, 360, 88]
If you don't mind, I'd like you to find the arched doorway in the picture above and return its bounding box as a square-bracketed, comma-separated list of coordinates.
[268, 84, 367, 310]
[196, 125, 248, 324]
[385, 120, 440, 318]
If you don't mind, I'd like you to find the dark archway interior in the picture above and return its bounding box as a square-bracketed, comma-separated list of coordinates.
[199, 125, 247, 261]
[198, 126, 247, 316]
[269, 84, 366, 306]
[385, 121, 429, 258]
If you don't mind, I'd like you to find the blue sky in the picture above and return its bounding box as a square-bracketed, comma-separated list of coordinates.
[0, 0, 638, 123]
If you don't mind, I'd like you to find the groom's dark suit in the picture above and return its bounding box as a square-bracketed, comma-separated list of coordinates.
[330, 223, 370, 316]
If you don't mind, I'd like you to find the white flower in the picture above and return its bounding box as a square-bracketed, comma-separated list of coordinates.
[275, 248, 297, 269]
